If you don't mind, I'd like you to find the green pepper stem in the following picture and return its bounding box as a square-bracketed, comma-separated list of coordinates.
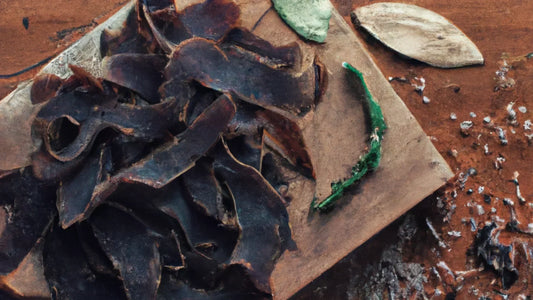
[312, 62, 386, 211]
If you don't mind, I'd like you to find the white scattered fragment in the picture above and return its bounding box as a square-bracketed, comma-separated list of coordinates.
[491, 207, 497, 213]
[352, 2, 484, 68]
[524, 119, 532, 130]
[388, 76, 393, 81]
[512, 171, 526, 204]
[423, 95, 430, 104]
[426, 218, 447, 248]
[528, 223, 533, 233]
[494, 155, 506, 169]
[476, 205, 485, 215]
[529, 203, 533, 209]
[437, 261, 456, 281]
[478, 186, 484, 194]
[461, 121, 473, 130]
[494, 60, 515, 91]
[503, 198, 514, 206]
[518, 106, 527, 113]
[447, 231, 462, 237]
[510, 128, 516, 134]
[492, 215, 506, 223]
[483, 116, 491, 123]
[450, 113, 457, 120]
[469, 112, 477, 118]
[495, 127, 508, 145]
[507, 102, 517, 120]
[483, 144, 490, 155]
[412, 77, 426, 93]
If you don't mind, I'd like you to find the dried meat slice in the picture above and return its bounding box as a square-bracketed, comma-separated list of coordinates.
[43, 225, 126, 300]
[111, 94, 236, 188]
[181, 158, 225, 220]
[212, 141, 292, 294]
[102, 53, 167, 103]
[57, 145, 112, 228]
[35, 88, 179, 162]
[90, 205, 161, 300]
[176, 0, 240, 41]
[165, 38, 316, 117]
[0, 170, 56, 275]
[152, 179, 238, 263]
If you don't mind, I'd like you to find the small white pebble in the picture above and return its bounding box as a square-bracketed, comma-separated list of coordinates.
[491, 207, 497, 213]
[450, 113, 457, 120]
[477, 205, 485, 215]
[388, 76, 393, 81]
[483, 116, 491, 123]
[478, 186, 484, 194]
[528, 224, 533, 232]
[518, 106, 527, 113]
[524, 119, 532, 130]
[447, 231, 462, 237]
[470, 112, 477, 118]
[484, 144, 490, 155]
[423, 96, 430, 104]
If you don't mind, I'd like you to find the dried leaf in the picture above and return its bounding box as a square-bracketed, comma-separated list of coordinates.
[90, 205, 161, 300]
[273, 0, 332, 43]
[352, 2, 484, 68]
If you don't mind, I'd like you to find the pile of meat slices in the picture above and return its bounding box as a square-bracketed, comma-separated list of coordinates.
[0, 0, 327, 298]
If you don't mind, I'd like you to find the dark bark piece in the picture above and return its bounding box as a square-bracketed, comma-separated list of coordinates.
[221, 27, 298, 68]
[43, 225, 126, 300]
[181, 158, 225, 220]
[31, 149, 87, 181]
[35, 88, 179, 162]
[225, 134, 263, 171]
[157, 269, 269, 300]
[102, 53, 167, 103]
[75, 222, 117, 277]
[0, 237, 51, 299]
[111, 94, 236, 188]
[177, 0, 241, 41]
[212, 141, 292, 294]
[185, 83, 220, 126]
[142, 4, 181, 53]
[152, 179, 238, 264]
[166, 38, 316, 117]
[0, 170, 56, 275]
[58, 145, 112, 229]
[100, 3, 156, 56]
[30, 73, 63, 104]
[90, 205, 161, 300]
[147, 6, 192, 48]
[66, 94, 235, 225]
[258, 110, 314, 178]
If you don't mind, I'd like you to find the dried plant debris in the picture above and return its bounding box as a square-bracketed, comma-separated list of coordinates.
[352, 2, 484, 68]
[473, 223, 519, 289]
[0, 0, 330, 298]
[272, 0, 332, 43]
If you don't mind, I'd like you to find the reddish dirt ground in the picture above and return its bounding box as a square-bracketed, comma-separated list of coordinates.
[1, 1, 533, 299]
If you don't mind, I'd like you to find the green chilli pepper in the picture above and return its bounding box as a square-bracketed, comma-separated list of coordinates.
[312, 62, 386, 212]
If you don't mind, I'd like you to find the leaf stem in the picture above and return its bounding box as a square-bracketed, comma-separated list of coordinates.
[312, 62, 386, 212]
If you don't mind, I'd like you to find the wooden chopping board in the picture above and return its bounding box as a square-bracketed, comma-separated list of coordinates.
[0, 1, 453, 299]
